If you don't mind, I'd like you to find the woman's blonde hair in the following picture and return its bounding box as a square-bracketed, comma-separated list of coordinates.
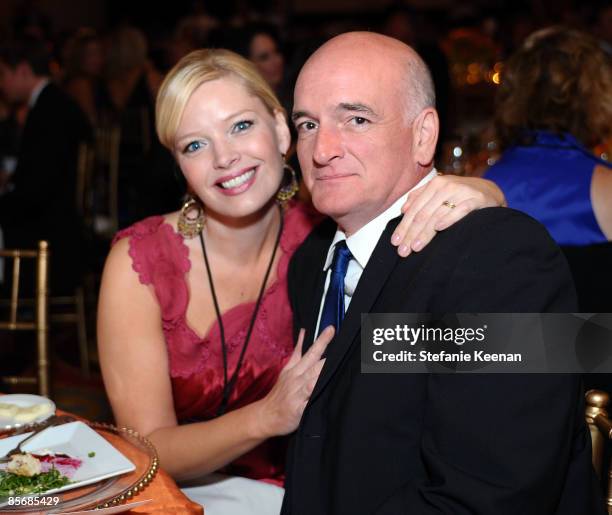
[495, 26, 612, 149]
[156, 48, 285, 150]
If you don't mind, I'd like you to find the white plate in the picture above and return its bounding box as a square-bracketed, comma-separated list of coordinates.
[0, 394, 55, 430]
[0, 421, 136, 498]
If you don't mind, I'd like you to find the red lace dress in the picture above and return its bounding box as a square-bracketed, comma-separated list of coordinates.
[113, 202, 318, 486]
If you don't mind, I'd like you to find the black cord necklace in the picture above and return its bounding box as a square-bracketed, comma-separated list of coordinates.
[199, 205, 284, 417]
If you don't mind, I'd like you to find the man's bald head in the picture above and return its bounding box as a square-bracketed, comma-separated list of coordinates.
[292, 31, 440, 235]
[297, 32, 435, 122]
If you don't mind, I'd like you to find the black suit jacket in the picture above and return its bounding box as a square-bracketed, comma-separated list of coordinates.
[283, 208, 603, 515]
[0, 82, 92, 293]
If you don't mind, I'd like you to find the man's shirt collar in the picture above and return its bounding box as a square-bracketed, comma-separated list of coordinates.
[322, 168, 438, 271]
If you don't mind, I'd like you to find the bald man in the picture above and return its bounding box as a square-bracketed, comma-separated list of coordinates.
[283, 33, 602, 514]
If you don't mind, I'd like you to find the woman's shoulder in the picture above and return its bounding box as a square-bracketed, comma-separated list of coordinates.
[281, 200, 325, 252]
[113, 215, 168, 245]
[592, 163, 612, 240]
[112, 213, 191, 285]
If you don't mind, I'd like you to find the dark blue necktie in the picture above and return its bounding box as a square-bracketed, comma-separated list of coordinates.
[318, 241, 353, 336]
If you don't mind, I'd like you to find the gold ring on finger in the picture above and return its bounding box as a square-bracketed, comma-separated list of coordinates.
[442, 200, 456, 209]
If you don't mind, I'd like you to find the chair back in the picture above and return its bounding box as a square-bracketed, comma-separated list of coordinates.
[586, 389, 612, 513]
[76, 141, 95, 231]
[90, 124, 120, 238]
[0, 241, 50, 396]
[562, 243, 612, 312]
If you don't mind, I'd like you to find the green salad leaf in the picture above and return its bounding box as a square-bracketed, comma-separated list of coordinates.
[0, 468, 71, 497]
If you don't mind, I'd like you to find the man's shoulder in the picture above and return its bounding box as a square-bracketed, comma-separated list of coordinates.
[394, 207, 576, 312]
[438, 206, 557, 250]
[292, 215, 336, 261]
[35, 83, 85, 116]
[391, 206, 567, 285]
[34, 82, 68, 108]
[287, 215, 335, 289]
[454, 206, 546, 231]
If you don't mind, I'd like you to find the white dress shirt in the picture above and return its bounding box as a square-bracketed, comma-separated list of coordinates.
[28, 78, 50, 108]
[313, 169, 437, 338]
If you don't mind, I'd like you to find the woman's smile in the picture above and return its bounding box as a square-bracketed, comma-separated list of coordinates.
[215, 166, 258, 195]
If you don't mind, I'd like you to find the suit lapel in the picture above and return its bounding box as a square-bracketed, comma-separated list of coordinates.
[299, 220, 336, 353]
[303, 266, 327, 352]
[309, 218, 401, 403]
[20, 84, 50, 147]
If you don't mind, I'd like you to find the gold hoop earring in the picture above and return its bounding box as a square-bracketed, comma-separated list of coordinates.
[276, 163, 299, 204]
[177, 197, 205, 238]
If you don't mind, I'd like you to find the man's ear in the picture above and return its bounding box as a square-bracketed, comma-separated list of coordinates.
[412, 108, 439, 167]
[274, 110, 291, 156]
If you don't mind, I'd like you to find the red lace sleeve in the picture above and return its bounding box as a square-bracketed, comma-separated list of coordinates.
[280, 200, 324, 253]
[112, 216, 192, 323]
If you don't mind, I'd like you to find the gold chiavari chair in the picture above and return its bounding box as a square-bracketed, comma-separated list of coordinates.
[44, 143, 93, 378]
[140, 107, 151, 156]
[93, 123, 121, 238]
[64, 126, 120, 373]
[0, 241, 50, 397]
[48, 127, 119, 377]
[76, 141, 96, 235]
[48, 288, 89, 377]
[586, 389, 612, 513]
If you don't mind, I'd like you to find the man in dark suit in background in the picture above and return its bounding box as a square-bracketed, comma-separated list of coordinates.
[283, 32, 602, 514]
[0, 36, 91, 295]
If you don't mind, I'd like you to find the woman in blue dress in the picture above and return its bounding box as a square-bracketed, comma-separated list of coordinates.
[485, 26, 612, 311]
